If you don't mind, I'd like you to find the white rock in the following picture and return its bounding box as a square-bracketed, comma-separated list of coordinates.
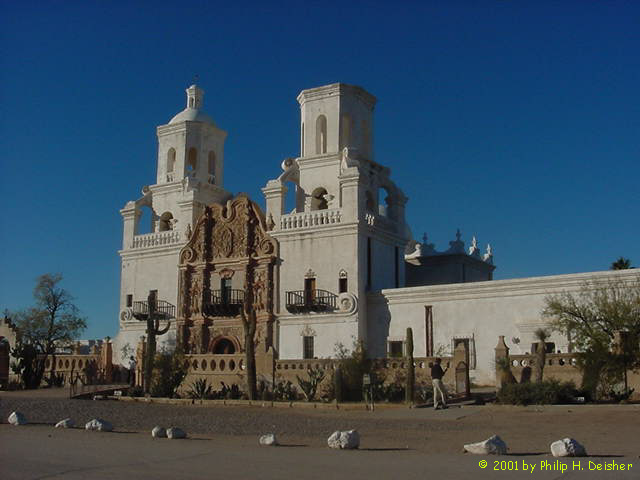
[166, 427, 186, 439]
[259, 433, 278, 446]
[550, 438, 587, 457]
[327, 430, 360, 449]
[464, 435, 507, 455]
[152, 426, 167, 438]
[8, 411, 27, 426]
[55, 418, 75, 428]
[85, 418, 113, 432]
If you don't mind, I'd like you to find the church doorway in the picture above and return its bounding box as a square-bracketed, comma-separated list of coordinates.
[212, 338, 236, 354]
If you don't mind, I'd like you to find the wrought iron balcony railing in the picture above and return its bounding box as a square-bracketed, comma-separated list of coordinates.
[203, 289, 244, 317]
[132, 299, 176, 321]
[285, 289, 337, 314]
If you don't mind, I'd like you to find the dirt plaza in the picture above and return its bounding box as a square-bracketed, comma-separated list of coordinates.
[1, 389, 638, 479]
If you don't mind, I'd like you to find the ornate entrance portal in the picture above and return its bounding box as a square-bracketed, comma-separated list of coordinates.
[176, 195, 278, 359]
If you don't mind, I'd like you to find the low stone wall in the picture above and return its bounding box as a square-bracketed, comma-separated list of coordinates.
[181, 353, 247, 391]
[509, 353, 582, 384]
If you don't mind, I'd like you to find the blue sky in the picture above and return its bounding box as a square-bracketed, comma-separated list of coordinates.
[1, 1, 638, 340]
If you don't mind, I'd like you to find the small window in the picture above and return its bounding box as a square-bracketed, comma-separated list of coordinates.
[187, 147, 197, 174]
[303, 336, 314, 359]
[388, 341, 403, 358]
[339, 277, 347, 293]
[208, 151, 216, 184]
[315, 115, 327, 154]
[126, 294, 133, 307]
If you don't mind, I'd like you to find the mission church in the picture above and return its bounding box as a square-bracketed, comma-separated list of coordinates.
[114, 83, 629, 385]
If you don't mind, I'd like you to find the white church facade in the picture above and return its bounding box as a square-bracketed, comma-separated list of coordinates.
[114, 82, 634, 385]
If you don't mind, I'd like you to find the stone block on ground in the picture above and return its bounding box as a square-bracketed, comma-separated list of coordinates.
[463, 435, 507, 455]
[327, 430, 360, 449]
[550, 438, 587, 457]
[8, 411, 27, 426]
[167, 427, 187, 439]
[85, 418, 113, 432]
[55, 418, 75, 428]
[152, 426, 167, 438]
[259, 433, 278, 446]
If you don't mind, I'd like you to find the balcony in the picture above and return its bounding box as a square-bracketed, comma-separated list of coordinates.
[279, 209, 342, 231]
[132, 299, 176, 321]
[285, 289, 337, 314]
[131, 230, 182, 249]
[204, 289, 244, 317]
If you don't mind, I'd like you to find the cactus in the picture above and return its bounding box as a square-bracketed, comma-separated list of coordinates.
[534, 328, 549, 383]
[143, 291, 171, 394]
[334, 366, 343, 403]
[405, 327, 415, 404]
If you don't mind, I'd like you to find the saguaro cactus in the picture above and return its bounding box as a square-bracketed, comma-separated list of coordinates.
[144, 291, 171, 394]
[334, 366, 343, 403]
[405, 327, 415, 404]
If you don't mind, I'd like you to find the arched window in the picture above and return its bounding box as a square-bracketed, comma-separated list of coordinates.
[208, 151, 216, 184]
[301, 122, 305, 156]
[187, 147, 197, 175]
[136, 205, 153, 235]
[189, 97, 194, 108]
[340, 114, 351, 149]
[158, 212, 174, 232]
[315, 115, 327, 154]
[365, 191, 375, 212]
[311, 187, 328, 211]
[378, 187, 391, 217]
[167, 148, 176, 172]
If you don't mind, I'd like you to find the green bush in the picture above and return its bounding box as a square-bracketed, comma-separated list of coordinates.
[150, 348, 187, 398]
[497, 379, 578, 405]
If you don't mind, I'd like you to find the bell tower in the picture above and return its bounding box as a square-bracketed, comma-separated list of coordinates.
[116, 84, 232, 360]
[156, 84, 226, 187]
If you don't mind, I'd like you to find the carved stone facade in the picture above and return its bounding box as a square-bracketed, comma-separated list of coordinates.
[177, 195, 278, 356]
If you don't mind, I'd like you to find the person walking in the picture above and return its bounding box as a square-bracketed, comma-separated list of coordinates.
[128, 356, 136, 386]
[431, 358, 448, 410]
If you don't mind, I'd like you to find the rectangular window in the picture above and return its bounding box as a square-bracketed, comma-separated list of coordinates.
[339, 277, 348, 293]
[388, 341, 404, 358]
[126, 294, 133, 308]
[425, 306, 433, 357]
[221, 278, 232, 304]
[303, 336, 314, 359]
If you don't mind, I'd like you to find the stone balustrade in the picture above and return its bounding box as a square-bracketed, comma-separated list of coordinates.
[131, 230, 182, 249]
[184, 354, 245, 374]
[279, 209, 342, 231]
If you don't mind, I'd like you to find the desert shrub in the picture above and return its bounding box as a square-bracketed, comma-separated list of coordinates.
[334, 341, 371, 401]
[273, 380, 297, 401]
[150, 348, 187, 398]
[129, 385, 144, 397]
[44, 372, 65, 388]
[296, 365, 326, 401]
[498, 379, 578, 405]
[187, 378, 214, 400]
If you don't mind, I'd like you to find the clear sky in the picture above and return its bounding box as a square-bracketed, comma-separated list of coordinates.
[1, 1, 638, 340]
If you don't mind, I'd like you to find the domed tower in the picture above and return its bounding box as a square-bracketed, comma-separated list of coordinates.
[116, 85, 232, 357]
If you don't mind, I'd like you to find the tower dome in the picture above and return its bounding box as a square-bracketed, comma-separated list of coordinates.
[169, 84, 215, 125]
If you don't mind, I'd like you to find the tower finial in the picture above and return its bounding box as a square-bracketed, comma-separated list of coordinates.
[186, 84, 204, 110]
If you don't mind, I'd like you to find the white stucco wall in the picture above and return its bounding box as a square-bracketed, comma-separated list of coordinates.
[368, 269, 639, 386]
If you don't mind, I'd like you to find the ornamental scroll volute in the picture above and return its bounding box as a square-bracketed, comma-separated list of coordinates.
[177, 195, 278, 354]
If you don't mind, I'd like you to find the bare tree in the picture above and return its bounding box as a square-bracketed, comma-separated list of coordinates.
[544, 275, 640, 396]
[10, 273, 87, 388]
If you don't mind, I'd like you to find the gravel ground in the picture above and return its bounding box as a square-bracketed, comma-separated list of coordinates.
[2, 389, 640, 456]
